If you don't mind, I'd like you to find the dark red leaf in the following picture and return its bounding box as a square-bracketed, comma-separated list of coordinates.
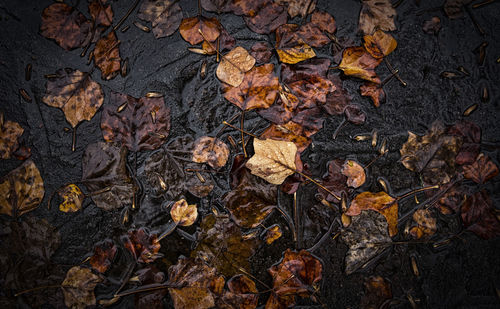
[122, 228, 161, 263]
[461, 190, 500, 239]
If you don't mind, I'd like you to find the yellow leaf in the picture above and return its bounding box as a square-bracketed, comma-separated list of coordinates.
[59, 184, 84, 213]
[276, 42, 316, 64]
[171, 199, 198, 226]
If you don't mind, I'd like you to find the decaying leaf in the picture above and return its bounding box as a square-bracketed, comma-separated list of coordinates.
[363, 30, 397, 59]
[246, 138, 298, 185]
[0, 160, 44, 217]
[462, 153, 499, 184]
[81, 142, 134, 211]
[88, 0, 113, 27]
[265, 224, 282, 245]
[358, 0, 397, 35]
[219, 275, 259, 309]
[260, 123, 311, 153]
[360, 81, 385, 107]
[243, 1, 287, 35]
[444, 0, 473, 19]
[275, 24, 316, 64]
[275, 0, 316, 18]
[250, 41, 273, 64]
[168, 257, 218, 309]
[216, 46, 256, 87]
[122, 228, 161, 263]
[341, 160, 366, 188]
[138, 0, 183, 38]
[192, 136, 230, 170]
[360, 276, 392, 309]
[101, 91, 171, 152]
[61, 266, 103, 309]
[89, 239, 117, 273]
[339, 47, 382, 83]
[223, 63, 279, 111]
[93, 31, 121, 80]
[311, 10, 336, 34]
[0, 118, 24, 159]
[346, 191, 398, 237]
[266, 249, 322, 308]
[40, 3, 91, 50]
[447, 120, 481, 165]
[192, 214, 259, 277]
[410, 209, 437, 239]
[461, 190, 500, 239]
[43, 68, 104, 128]
[58, 184, 84, 213]
[179, 16, 221, 45]
[318, 159, 349, 202]
[171, 199, 198, 226]
[341, 210, 392, 274]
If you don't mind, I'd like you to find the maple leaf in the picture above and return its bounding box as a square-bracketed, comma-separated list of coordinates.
[138, 0, 183, 38]
[61, 266, 103, 309]
[58, 184, 84, 213]
[0, 117, 24, 159]
[101, 91, 171, 152]
[461, 190, 500, 239]
[93, 31, 121, 80]
[462, 153, 499, 184]
[122, 228, 161, 263]
[179, 16, 221, 45]
[358, 0, 397, 35]
[0, 160, 44, 217]
[216, 46, 256, 87]
[171, 199, 198, 226]
[339, 46, 382, 83]
[89, 239, 117, 273]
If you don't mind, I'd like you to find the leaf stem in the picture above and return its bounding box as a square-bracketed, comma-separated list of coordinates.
[72, 127, 77, 152]
[296, 170, 341, 201]
[383, 58, 407, 87]
[113, 0, 140, 32]
[395, 185, 439, 201]
[222, 121, 259, 138]
[15, 285, 62, 297]
[240, 111, 247, 157]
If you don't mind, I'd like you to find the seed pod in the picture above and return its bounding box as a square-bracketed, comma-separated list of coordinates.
[25, 63, 32, 81]
[378, 178, 389, 192]
[122, 208, 129, 225]
[211, 207, 219, 216]
[157, 174, 167, 191]
[340, 192, 348, 212]
[481, 86, 489, 102]
[371, 130, 378, 147]
[352, 134, 370, 141]
[146, 91, 163, 98]
[195, 171, 205, 183]
[440, 71, 460, 79]
[133, 21, 150, 32]
[121, 58, 128, 77]
[44, 74, 58, 79]
[463, 104, 478, 116]
[87, 51, 94, 65]
[341, 213, 351, 227]
[121, 25, 130, 33]
[320, 198, 332, 209]
[414, 194, 420, 204]
[150, 110, 156, 124]
[379, 138, 388, 155]
[19, 89, 32, 102]
[188, 48, 208, 55]
[410, 255, 420, 277]
[477, 41, 488, 66]
[200, 60, 207, 79]
[117, 101, 128, 113]
[457, 65, 470, 76]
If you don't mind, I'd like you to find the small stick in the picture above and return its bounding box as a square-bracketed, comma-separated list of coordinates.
[465, 5, 485, 36]
[395, 185, 439, 202]
[15, 285, 62, 297]
[384, 58, 407, 86]
[240, 111, 247, 157]
[381, 68, 399, 86]
[473, 0, 496, 9]
[113, 0, 140, 32]
[72, 127, 77, 152]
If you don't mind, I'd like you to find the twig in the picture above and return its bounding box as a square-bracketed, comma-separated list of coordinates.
[15, 285, 62, 297]
[384, 58, 407, 86]
[240, 111, 247, 157]
[465, 4, 486, 35]
[113, 0, 140, 32]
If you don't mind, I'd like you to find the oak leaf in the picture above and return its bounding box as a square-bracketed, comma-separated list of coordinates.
[89, 239, 117, 273]
[339, 46, 382, 83]
[462, 153, 499, 184]
[61, 266, 103, 309]
[171, 199, 198, 226]
[358, 0, 397, 35]
[0, 118, 24, 159]
[138, 0, 183, 38]
[179, 16, 221, 45]
[217, 46, 256, 87]
[58, 184, 84, 213]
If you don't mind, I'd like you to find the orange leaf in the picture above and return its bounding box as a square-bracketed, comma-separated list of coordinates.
[339, 46, 382, 83]
[179, 16, 221, 45]
[363, 30, 397, 59]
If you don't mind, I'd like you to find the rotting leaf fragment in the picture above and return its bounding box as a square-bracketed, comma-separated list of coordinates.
[138, 0, 183, 38]
[61, 266, 102, 309]
[192, 136, 230, 170]
[171, 199, 198, 226]
[58, 184, 84, 213]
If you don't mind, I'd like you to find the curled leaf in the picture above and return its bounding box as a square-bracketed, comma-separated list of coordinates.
[171, 199, 198, 226]
[137, 0, 183, 38]
[122, 228, 161, 263]
[58, 184, 84, 213]
[216, 46, 256, 87]
[61, 266, 102, 309]
[341, 160, 366, 188]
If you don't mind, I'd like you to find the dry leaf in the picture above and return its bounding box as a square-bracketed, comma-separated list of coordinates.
[311, 10, 336, 34]
[250, 41, 273, 64]
[341, 160, 366, 188]
[216, 46, 256, 87]
[93, 31, 121, 80]
[358, 0, 397, 35]
[0, 160, 44, 217]
[410, 209, 437, 239]
[0, 118, 24, 159]
[88, 0, 113, 27]
[179, 16, 221, 45]
[346, 191, 398, 237]
[363, 30, 397, 59]
[275, 24, 316, 64]
[58, 184, 84, 213]
[360, 81, 385, 107]
[122, 228, 161, 263]
[260, 122, 312, 153]
[275, 0, 316, 18]
[246, 138, 298, 185]
[243, 1, 288, 34]
[138, 0, 183, 38]
[89, 239, 117, 273]
[61, 266, 102, 309]
[462, 153, 499, 184]
[192, 136, 230, 169]
[339, 46, 382, 83]
[171, 199, 198, 226]
[43, 68, 104, 128]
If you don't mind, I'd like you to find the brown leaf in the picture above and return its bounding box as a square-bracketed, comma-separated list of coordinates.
[168, 257, 217, 309]
[266, 249, 322, 308]
[216, 46, 256, 87]
[122, 228, 161, 263]
[134, 266, 168, 309]
[42, 68, 104, 128]
[93, 31, 121, 80]
[244, 1, 288, 34]
[275, 0, 316, 18]
[462, 153, 499, 184]
[0, 160, 44, 217]
[339, 46, 382, 83]
[275, 24, 317, 64]
[265, 224, 282, 245]
[410, 209, 437, 239]
[89, 239, 117, 273]
[341, 160, 366, 188]
[0, 118, 24, 159]
[61, 266, 102, 309]
[219, 275, 259, 309]
[101, 91, 171, 152]
[358, 0, 397, 35]
[344, 104, 366, 125]
[201, 0, 232, 13]
[179, 16, 221, 45]
[360, 81, 385, 107]
[346, 191, 399, 237]
[138, 0, 183, 38]
[171, 199, 198, 226]
[260, 122, 312, 153]
[311, 10, 336, 34]
[246, 138, 298, 185]
[89, 0, 113, 27]
[40, 3, 91, 50]
[318, 159, 349, 202]
[324, 72, 351, 115]
[363, 30, 397, 59]
[461, 190, 500, 239]
[250, 41, 273, 64]
[58, 184, 84, 213]
[192, 136, 230, 169]
[223, 63, 279, 111]
[447, 120, 481, 165]
[360, 276, 392, 309]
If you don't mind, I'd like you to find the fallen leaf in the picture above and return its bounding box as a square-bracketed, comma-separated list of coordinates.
[216, 46, 256, 87]
[0, 160, 44, 217]
[346, 191, 398, 237]
[360, 276, 392, 309]
[171, 199, 198, 226]
[410, 209, 437, 239]
[58, 184, 84, 213]
[358, 0, 397, 35]
[275, 0, 316, 18]
[339, 46, 382, 83]
[0, 118, 24, 159]
[244, 1, 288, 34]
[201, 0, 232, 13]
[192, 214, 259, 277]
[81, 142, 134, 211]
[250, 41, 273, 64]
[134, 265, 168, 309]
[168, 257, 217, 309]
[40, 3, 91, 50]
[88, 0, 113, 27]
[89, 239, 117, 273]
[219, 275, 259, 309]
[363, 30, 397, 59]
[461, 190, 500, 239]
[179, 16, 221, 45]
[223, 63, 279, 111]
[260, 122, 312, 153]
[266, 249, 322, 308]
[462, 153, 499, 184]
[447, 120, 481, 165]
[311, 10, 336, 33]
[246, 138, 298, 185]
[93, 31, 121, 80]
[101, 91, 171, 152]
[437, 183, 467, 214]
[342, 160, 366, 188]
[323, 72, 351, 115]
[42, 68, 104, 129]
[360, 81, 385, 107]
[265, 224, 282, 245]
[318, 159, 349, 202]
[202, 27, 236, 54]
[444, 0, 473, 19]
[341, 210, 392, 274]
[230, 0, 270, 16]
[61, 266, 102, 309]
[423, 16, 441, 35]
[122, 228, 161, 263]
[344, 104, 366, 125]
[192, 136, 230, 170]
[275, 24, 316, 64]
[138, 0, 183, 38]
